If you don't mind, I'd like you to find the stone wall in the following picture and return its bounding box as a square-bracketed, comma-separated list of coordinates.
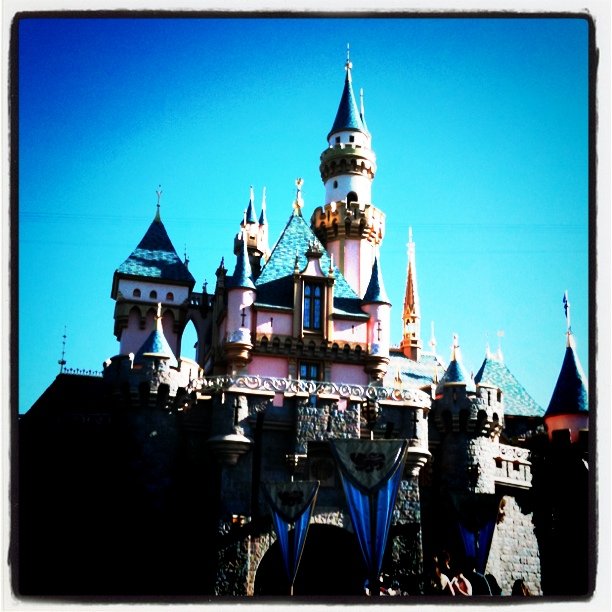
[295, 398, 360, 453]
[485, 495, 541, 595]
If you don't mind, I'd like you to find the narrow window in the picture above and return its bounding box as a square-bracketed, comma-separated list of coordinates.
[303, 282, 323, 331]
[133, 288, 141, 298]
[149, 290, 157, 299]
[349, 135, 355, 143]
[347, 191, 358, 204]
[299, 361, 321, 381]
[166, 292, 174, 302]
[333, 180, 338, 188]
[335, 136, 340, 144]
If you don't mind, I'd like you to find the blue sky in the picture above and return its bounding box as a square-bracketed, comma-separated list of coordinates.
[17, 15, 590, 414]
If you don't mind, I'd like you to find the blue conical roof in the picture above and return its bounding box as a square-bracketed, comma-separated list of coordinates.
[245, 196, 258, 225]
[475, 353, 543, 417]
[228, 234, 255, 290]
[436, 338, 476, 393]
[134, 320, 178, 367]
[362, 256, 390, 305]
[545, 336, 588, 417]
[115, 214, 195, 285]
[328, 70, 367, 138]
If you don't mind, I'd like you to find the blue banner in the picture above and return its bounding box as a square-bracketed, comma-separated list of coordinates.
[263, 481, 319, 588]
[331, 439, 408, 581]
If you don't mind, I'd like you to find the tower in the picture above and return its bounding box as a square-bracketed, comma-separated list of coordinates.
[361, 254, 391, 380]
[311, 49, 384, 298]
[111, 194, 196, 358]
[400, 228, 422, 361]
[234, 186, 270, 278]
[544, 319, 588, 443]
[225, 229, 256, 372]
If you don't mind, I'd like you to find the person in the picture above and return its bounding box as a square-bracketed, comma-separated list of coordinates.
[424, 555, 455, 595]
[439, 550, 453, 580]
[486, 573, 502, 596]
[464, 556, 492, 595]
[511, 578, 532, 596]
[450, 563, 473, 596]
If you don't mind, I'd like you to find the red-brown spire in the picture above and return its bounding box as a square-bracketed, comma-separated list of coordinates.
[400, 227, 422, 361]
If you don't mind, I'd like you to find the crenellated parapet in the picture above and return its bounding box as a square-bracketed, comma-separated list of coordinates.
[311, 200, 385, 247]
[103, 353, 200, 410]
[432, 383, 504, 438]
[319, 142, 377, 182]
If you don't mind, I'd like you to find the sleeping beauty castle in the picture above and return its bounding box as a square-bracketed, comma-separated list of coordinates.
[17, 54, 591, 599]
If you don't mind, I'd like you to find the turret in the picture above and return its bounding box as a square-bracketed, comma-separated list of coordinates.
[432, 335, 478, 433]
[544, 325, 588, 443]
[234, 186, 270, 278]
[361, 255, 391, 381]
[225, 230, 256, 372]
[111, 192, 195, 358]
[400, 227, 422, 361]
[311, 49, 384, 298]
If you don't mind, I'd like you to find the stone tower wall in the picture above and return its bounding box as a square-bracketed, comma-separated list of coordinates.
[485, 495, 542, 595]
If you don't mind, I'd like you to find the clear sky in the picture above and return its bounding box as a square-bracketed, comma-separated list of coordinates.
[17, 15, 590, 414]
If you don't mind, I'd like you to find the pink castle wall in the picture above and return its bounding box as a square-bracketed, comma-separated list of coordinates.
[330, 363, 368, 386]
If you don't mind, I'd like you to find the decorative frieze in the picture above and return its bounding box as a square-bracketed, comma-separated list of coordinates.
[189, 374, 431, 408]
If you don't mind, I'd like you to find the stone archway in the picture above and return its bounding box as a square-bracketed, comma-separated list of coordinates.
[254, 524, 366, 596]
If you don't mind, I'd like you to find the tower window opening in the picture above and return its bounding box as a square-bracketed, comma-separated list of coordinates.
[349, 135, 355, 143]
[166, 292, 174, 302]
[335, 136, 340, 144]
[347, 191, 358, 204]
[303, 283, 323, 331]
[149, 290, 158, 299]
[333, 180, 338, 189]
[133, 288, 141, 298]
[299, 361, 321, 381]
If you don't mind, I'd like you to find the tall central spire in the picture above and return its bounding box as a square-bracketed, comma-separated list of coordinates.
[312, 49, 382, 298]
[328, 47, 367, 138]
[400, 227, 422, 361]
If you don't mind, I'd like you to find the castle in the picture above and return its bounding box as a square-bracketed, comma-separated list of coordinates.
[17, 54, 590, 599]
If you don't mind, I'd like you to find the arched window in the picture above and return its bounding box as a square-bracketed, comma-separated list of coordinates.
[333, 180, 338, 188]
[149, 290, 157, 299]
[347, 191, 358, 204]
[133, 288, 141, 298]
[166, 292, 174, 302]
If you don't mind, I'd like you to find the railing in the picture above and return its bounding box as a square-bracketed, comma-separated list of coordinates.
[188, 374, 431, 407]
[494, 443, 532, 489]
[61, 368, 103, 377]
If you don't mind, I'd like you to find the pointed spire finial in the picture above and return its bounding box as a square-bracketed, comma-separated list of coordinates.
[429, 321, 437, 351]
[155, 185, 162, 221]
[259, 186, 268, 226]
[497, 330, 505, 362]
[58, 325, 67, 373]
[293, 178, 304, 214]
[345, 43, 353, 80]
[451, 333, 460, 361]
[184, 244, 189, 267]
[563, 290, 572, 332]
[360, 87, 365, 121]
